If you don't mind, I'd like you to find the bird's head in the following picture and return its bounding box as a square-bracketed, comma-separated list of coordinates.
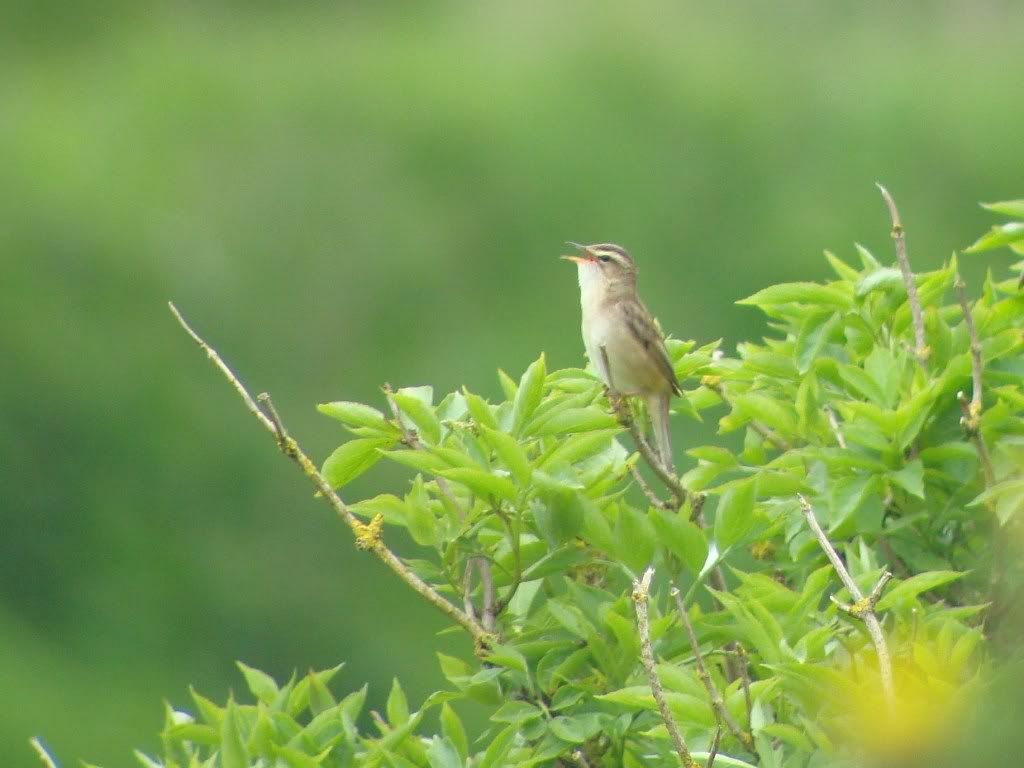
[561, 242, 638, 293]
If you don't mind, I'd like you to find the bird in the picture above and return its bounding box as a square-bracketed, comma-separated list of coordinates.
[561, 242, 681, 474]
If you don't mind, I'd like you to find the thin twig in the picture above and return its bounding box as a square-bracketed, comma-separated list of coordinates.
[670, 585, 753, 752]
[382, 383, 468, 521]
[703, 379, 790, 452]
[958, 393, 996, 487]
[169, 302, 490, 647]
[954, 276, 983, 422]
[630, 464, 673, 509]
[600, 345, 686, 507]
[478, 557, 496, 632]
[633, 567, 696, 768]
[572, 749, 592, 768]
[29, 738, 57, 768]
[463, 560, 477, 624]
[257, 392, 288, 444]
[736, 645, 752, 728]
[876, 183, 927, 365]
[798, 495, 895, 707]
[706, 726, 722, 768]
[823, 404, 847, 449]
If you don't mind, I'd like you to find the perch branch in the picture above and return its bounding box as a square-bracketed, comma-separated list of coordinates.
[876, 183, 927, 365]
[798, 495, 894, 708]
[629, 463, 674, 509]
[633, 567, 696, 768]
[168, 302, 490, 647]
[671, 585, 753, 752]
[601, 344, 685, 507]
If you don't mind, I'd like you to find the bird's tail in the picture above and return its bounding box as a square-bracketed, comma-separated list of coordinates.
[647, 392, 675, 475]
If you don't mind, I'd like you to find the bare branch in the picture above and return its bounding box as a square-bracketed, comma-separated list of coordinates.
[29, 738, 57, 768]
[823, 404, 847, 449]
[478, 557, 496, 632]
[954, 276, 984, 422]
[876, 183, 928, 365]
[256, 392, 288, 444]
[463, 560, 477, 624]
[736, 645, 753, 728]
[798, 495, 895, 708]
[633, 567, 696, 768]
[705, 726, 722, 768]
[168, 302, 276, 434]
[671, 585, 753, 752]
[629, 463, 674, 509]
[169, 302, 491, 647]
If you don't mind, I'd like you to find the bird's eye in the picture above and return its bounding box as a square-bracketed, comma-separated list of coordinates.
[597, 254, 612, 263]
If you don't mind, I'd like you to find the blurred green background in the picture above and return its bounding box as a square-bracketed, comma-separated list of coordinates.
[3, 2, 1022, 764]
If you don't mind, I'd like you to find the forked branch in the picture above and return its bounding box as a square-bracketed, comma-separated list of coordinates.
[798, 495, 895, 708]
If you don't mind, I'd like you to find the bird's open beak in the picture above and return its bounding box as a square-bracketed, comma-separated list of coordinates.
[560, 241, 592, 264]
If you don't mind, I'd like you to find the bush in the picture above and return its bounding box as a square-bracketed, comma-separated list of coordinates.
[38, 196, 1024, 767]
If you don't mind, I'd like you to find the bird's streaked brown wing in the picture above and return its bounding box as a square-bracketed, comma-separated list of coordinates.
[619, 299, 681, 395]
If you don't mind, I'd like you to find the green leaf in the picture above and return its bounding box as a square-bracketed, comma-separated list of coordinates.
[512, 355, 546, 434]
[386, 678, 409, 726]
[440, 703, 469, 762]
[549, 714, 602, 744]
[221, 698, 248, 768]
[321, 437, 394, 488]
[497, 369, 518, 400]
[969, 477, 1024, 525]
[317, 401, 392, 432]
[714, 479, 756, 550]
[492, 700, 543, 725]
[463, 388, 499, 430]
[731, 393, 797, 436]
[856, 267, 903, 296]
[889, 459, 924, 499]
[392, 389, 441, 444]
[795, 311, 839, 374]
[964, 221, 1024, 253]
[825, 250, 860, 281]
[426, 737, 463, 768]
[478, 425, 531, 484]
[530, 406, 618, 436]
[487, 644, 529, 676]
[981, 199, 1024, 218]
[532, 487, 585, 547]
[438, 467, 517, 500]
[616, 504, 657, 574]
[649, 508, 708, 574]
[876, 571, 965, 611]
[478, 725, 516, 768]
[737, 282, 851, 309]
[381, 449, 448, 474]
[236, 661, 278, 705]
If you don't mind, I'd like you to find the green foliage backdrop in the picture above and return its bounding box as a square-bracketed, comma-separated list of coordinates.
[3, 3, 1023, 765]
